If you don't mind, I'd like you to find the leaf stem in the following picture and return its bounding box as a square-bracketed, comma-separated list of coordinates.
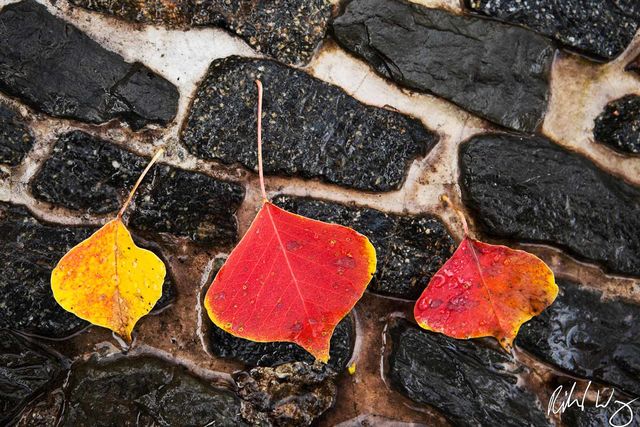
[255, 79, 267, 202]
[117, 148, 164, 219]
[441, 195, 469, 236]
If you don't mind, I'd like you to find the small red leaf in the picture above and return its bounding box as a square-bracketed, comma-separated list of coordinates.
[414, 236, 558, 349]
[205, 201, 376, 362]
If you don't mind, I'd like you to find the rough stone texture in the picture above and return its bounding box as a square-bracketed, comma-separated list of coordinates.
[61, 356, 247, 426]
[181, 56, 436, 192]
[68, 0, 332, 66]
[459, 133, 640, 276]
[593, 94, 640, 155]
[467, 0, 640, 61]
[0, 202, 175, 337]
[0, 103, 33, 166]
[0, 0, 178, 129]
[234, 361, 337, 427]
[562, 403, 640, 427]
[209, 315, 353, 371]
[31, 131, 244, 246]
[388, 319, 551, 426]
[15, 389, 65, 427]
[274, 195, 455, 299]
[0, 330, 67, 424]
[517, 280, 640, 396]
[333, 0, 554, 132]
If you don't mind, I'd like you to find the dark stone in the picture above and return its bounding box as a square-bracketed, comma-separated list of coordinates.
[388, 319, 551, 426]
[0, 202, 176, 337]
[0, 0, 178, 129]
[333, 0, 554, 132]
[467, 0, 640, 61]
[233, 361, 337, 426]
[593, 94, 640, 155]
[627, 55, 640, 75]
[68, 0, 332, 66]
[562, 403, 640, 427]
[15, 389, 65, 427]
[181, 56, 436, 192]
[61, 356, 247, 426]
[31, 131, 244, 246]
[459, 133, 640, 276]
[273, 195, 455, 299]
[517, 280, 640, 396]
[0, 330, 67, 424]
[209, 315, 354, 371]
[0, 103, 33, 166]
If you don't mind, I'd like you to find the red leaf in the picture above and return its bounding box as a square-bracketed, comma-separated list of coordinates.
[205, 201, 376, 362]
[414, 236, 558, 350]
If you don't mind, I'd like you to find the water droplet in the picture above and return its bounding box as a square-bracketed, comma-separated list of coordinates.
[334, 256, 356, 269]
[286, 240, 302, 251]
[329, 239, 336, 246]
[430, 275, 446, 288]
[242, 283, 248, 290]
[214, 292, 226, 301]
[443, 269, 454, 278]
[332, 282, 340, 290]
[429, 299, 443, 308]
[290, 321, 303, 333]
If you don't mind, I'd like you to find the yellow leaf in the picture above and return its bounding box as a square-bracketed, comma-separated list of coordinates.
[51, 218, 166, 341]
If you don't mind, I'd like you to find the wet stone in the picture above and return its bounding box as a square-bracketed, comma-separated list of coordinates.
[0, 202, 175, 337]
[593, 94, 640, 155]
[467, 0, 640, 61]
[0, 0, 178, 129]
[0, 330, 67, 424]
[333, 0, 554, 132]
[274, 195, 455, 299]
[68, 0, 332, 66]
[181, 56, 436, 192]
[61, 356, 247, 426]
[460, 133, 640, 276]
[31, 131, 244, 246]
[233, 361, 337, 427]
[561, 402, 640, 427]
[517, 280, 640, 396]
[209, 315, 353, 371]
[388, 319, 551, 426]
[0, 103, 33, 166]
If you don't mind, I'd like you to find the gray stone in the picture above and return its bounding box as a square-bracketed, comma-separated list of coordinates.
[68, 0, 332, 65]
[274, 195, 455, 299]
[0, 103, 33, 166]
[0, 0, 178, 129]
[467, 0, 640, 61]
[181, 56, 436, 192]
[459, 133, 640, 276]
[594, 94, 640, 154]
[517, 280, 640, 396]
[388, 319, 551, 426]
[31, 131, 244, 246]
[333, 0, 554, 132]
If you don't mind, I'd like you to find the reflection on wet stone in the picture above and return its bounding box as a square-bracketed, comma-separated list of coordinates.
[0, 103, 33, 166]
[594, 94, 640, 155]
[460, 133, 640, 276]
[0, 0, 178, 129]
[274, 195, 455, 299]
[181, 56, 436, 192]
[333, 0, 554, 132]
[517, 280, 640, 396]
[388, 319, 551, 426]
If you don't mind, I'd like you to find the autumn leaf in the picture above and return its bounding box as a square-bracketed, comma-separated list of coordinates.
[51, 150, 166, 342]
[204, 80, 376, 362]
[414, 198, 558, 350]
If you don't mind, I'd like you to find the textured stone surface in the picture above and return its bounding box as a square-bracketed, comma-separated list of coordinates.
[0, 1, 178, 129]
[61, 356, 246, 426]
[460, 133, 640, 276]
[181, 56, 436, 192]
[274, 196, 455, 299]
[68, 0, 332, 65]
[0, 330, 67, 424]
[234, 361, 337, 426]
[333, 0, 554, 132]
[388, 319, 551, 426]
[467, 0, 640, 61]
[209, 315, 353, 371]
[517, 280, 640, 396]
[32, 131, 244, 246]
[562, 403, 640, 427]
[0, 103, 33, 166]
[0, 202, 174, 337]
[594, 94, 640, 154]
